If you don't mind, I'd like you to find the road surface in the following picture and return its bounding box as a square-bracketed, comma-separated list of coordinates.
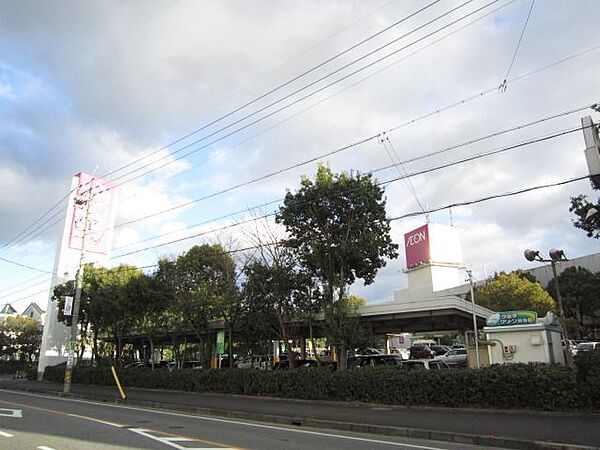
[0, 389, 506, 450]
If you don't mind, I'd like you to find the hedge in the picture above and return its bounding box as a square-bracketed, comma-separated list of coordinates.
[0, 360, 32, 375]
[42, 362, 593, 411]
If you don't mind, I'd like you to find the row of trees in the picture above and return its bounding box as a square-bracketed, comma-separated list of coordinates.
[50, 165, 599, 367]
[54, 166, 397, 368]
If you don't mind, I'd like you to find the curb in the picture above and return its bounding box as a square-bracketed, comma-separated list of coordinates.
[2, 383, 598, 450]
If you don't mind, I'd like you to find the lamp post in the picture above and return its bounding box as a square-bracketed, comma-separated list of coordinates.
[523, 248, 572, 364]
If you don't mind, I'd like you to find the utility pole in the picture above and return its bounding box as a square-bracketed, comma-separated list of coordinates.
[466, 269, 480, 369]
[63, 180, 94, 394]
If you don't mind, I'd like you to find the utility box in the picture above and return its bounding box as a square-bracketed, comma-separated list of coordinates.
[483, 311, 565, 365]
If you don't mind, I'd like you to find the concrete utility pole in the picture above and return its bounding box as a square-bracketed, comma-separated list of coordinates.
[466, 269, 480, 369]
[63, 181, 94, 394]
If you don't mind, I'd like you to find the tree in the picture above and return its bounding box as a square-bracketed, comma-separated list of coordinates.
[569, 193, 600, 239]
[277, 166, 398, 303]
[546, 266, 600, 339]
[241, 250, 316, 365]
[55, 264, 142, 364]
[0, 316, 42, 361]
[170, 244, 238, 367]
[322, 295, 369, 369]
[277, 166, 397, 367]
[475, 271, 556, 316]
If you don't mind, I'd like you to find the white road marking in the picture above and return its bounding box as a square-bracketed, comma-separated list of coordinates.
[0, 389, 451, 450]
[0, 430, 13, 437]
[0, 408, 22, 418]
[37, 446, 56, 450]
[128, 428, 235, 450]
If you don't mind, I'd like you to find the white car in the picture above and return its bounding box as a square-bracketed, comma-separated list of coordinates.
[573, 342, 600, 356]
[401, 359, 449, 370]
[437, 348, 468, 366]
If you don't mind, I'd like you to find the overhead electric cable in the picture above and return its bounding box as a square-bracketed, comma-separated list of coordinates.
[114, 35, 600, 204]
[108, 0, 494, 186]
[104, 0, 444, 179]
[1, 189, 72, 251]
[115, 0, 516, 206]
[0, 273, 49, 294]
[0, 256, 53, 274]
[112, 123, 586, 259]
[0, 277, 51, 301]
[116, 104, 592, 229]
[113, 173, 594, 262]
[499, 0, 535, 92]
[390, 174, 591, 221]
[380, 134, 426, 213]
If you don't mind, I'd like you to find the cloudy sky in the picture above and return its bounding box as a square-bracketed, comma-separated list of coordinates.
[1, 0, 599, 312]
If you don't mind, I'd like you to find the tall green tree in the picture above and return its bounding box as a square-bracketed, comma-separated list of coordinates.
[546, 266, 600, 339]
[277, 166, 397, 366]
[475, 271, 556, 316]
[277, 166, 398, 303]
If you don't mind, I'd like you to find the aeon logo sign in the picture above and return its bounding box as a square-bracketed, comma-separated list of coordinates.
[406, 230, 426, 247]
[404, 224, 430, 269]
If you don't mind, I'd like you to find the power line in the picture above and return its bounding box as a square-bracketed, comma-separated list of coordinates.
[499, 0, 535, 92]
[114, 0, 517, 207]
[107, 0, 496, 187]
[0, 277, 51, 302]
[104, 0, 444, 180]
[115, 104, 592, 229]
[117, 174, 595, 272]
[114, 36, 600, 207]
[0, 256, 53, 274]
[111, 123, 586, 260]
[390, 174, 591, 221]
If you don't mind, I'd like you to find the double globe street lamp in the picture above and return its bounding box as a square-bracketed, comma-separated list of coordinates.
[524, 248, 572, 364]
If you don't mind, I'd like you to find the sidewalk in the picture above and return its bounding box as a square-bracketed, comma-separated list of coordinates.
[1, 376, 598, 450]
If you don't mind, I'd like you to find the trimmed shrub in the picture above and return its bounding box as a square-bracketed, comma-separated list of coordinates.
[0, 360, 32, 375]
[42, 362, 588, 411]
[574, 349, 600, 409]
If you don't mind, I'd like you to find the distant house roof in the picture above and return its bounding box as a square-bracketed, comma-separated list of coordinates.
[0, 304, 17, 315]
[22, 302, 44, 315]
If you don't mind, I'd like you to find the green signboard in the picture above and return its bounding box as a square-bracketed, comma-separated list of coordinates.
[216, 331, 225, 354]
[486, 311, 537, 327]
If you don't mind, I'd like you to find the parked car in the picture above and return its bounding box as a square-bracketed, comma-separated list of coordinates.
[573, 342, 600, 356]
[401, 359, 450, 370]
[348, 354, 403, 368]
[408, 345, 435, 359]
[430, 345, 451, 356]
[437, 348, 468, 366]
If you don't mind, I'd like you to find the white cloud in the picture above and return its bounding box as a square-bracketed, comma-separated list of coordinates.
[1, 0, 599, 303]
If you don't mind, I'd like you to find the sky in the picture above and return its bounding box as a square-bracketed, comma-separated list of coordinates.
[1, 0, 599, 313]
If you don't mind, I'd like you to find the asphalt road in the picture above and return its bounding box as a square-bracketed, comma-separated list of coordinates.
[0, 389, 508, 450]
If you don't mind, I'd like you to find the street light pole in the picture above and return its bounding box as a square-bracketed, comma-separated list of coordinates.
[63, 181, 94, 394]
[466, 269, 480, 369]
[524, 248, 573, 365]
